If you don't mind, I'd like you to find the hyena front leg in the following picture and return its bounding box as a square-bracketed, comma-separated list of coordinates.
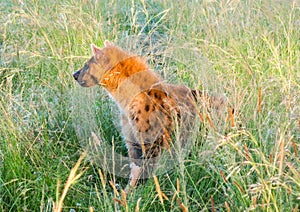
[126, 142, 143, 189]
[121, 114, 142, 191]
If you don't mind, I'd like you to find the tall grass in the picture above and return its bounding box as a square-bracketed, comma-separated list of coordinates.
[1, 0, 299, 211]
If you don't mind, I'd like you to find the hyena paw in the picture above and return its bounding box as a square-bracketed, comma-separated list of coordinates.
[125, 163, 142, 193]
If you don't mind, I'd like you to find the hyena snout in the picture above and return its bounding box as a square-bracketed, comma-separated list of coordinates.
[73, 70, 81, 81]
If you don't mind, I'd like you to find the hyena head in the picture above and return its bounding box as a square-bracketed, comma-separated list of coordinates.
[73, 40, 131, 87]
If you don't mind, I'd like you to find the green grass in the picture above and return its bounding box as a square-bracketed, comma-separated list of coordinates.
[1, 0, 299, 211]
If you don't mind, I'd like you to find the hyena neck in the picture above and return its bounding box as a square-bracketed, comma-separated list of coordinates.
[100, 56, 161, 111]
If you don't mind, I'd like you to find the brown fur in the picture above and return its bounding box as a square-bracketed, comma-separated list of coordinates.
[73, 40, 226, 189]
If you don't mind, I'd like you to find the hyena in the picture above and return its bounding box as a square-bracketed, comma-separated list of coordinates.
[73, 40, 225, 190]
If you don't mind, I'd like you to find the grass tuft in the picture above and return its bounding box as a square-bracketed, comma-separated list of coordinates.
[1, 0, 299, 211]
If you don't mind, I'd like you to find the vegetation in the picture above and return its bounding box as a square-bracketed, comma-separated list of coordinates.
[0, 0, 299, 211]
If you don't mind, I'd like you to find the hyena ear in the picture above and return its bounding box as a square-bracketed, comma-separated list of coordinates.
[91, 44, 102, 57]
[104, 40, 113, 47]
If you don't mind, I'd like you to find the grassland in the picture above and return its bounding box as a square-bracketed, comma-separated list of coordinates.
[0, 0, 300, 211]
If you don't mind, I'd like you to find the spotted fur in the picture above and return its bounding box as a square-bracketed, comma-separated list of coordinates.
[73, 40, 226, 189]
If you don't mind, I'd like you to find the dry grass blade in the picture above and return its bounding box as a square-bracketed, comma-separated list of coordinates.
[206, 114, 216, 131]
[210, 196, 215, 212]
[98, 169, 106, 189]
[176, 178, 180, 193]
[179, 203, 188, 212]
[220, 170, 228, 183]
[113, 190, 128, 212]
[228, 107, 235, 127]
[176, 198, 188, 212]
[113, 198, 125, 206]
[269, 153, 273, 163]
[171, 178, 180, 208]
[121, 190, 129, 212]
[252, 196, 257, 209]
[257, 87, 262, 113]
[244, 144, 250, 161]
[109, 181, 120, 196]
[224, 201, 230, 212]
[291, 140, 298, 157]
[153, 175, 167, 204]
[278, 139, 285, 176]
[197, 111, 205, 122]
[135, 197, 142, 212]
[53, 151, 87, 212]
[293, 204, 298, 212]
[121, 189, 127, 202]
[233, 180, 245, 194]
